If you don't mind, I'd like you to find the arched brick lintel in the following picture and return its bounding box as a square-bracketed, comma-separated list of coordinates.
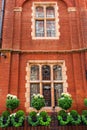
[16, 0, 74, 7]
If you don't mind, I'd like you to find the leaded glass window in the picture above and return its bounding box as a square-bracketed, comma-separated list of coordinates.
[46, 21, 55, 37]
[33, 3, 59, 38]
[30, 83, 40, 106]
[35, 20, 44, 37]
[35, 6, 44, 18]
[42, 65, 50, 80]
[30, 65, 39, 80]
[43, 84, 51, 106]
[53, 65, 62, 80]
[28, 62, 67, 109]
[54, 83, 63, 106]
[46, 7, 55, 18]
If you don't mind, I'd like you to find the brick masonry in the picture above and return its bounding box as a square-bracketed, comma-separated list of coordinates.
[0, 0, 87, 114]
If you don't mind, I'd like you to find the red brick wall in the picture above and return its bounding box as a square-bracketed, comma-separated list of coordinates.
[0, 0, 87, 114]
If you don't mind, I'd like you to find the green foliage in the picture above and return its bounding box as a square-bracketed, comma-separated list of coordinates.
[69, 110, 81, 125]
[58, 110, 67, 118]
[0, 116, 10, 128]
[11, 114, 25, 127]
[82, 110, 87, 116]
[70, 110, 78, 118]
[58, 93, 72, 110]
[57, 110, 70, 125]
[6, 98, 20, 111]
[39, 111, 51, 126]
[84, 98, 87, 107]
[2, 110, 10, 119]
[10, 110, 25, 127]
[16, 110, 25, 118]
[81, 110, 87, 125]
[31, 94, 45, 110]
[28, 111, 39, 126]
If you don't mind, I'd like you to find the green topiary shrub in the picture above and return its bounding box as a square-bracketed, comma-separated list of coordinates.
[82, 110, 87, 116]
[84, 98, 87, 107]
[69, 110, 81, 125]
[6, 94, 20, 111]
[2, 110, 10, 119]
[28, 111, 39, 126]
[39, 111, 51, 126]
[82, 110, 87, 125]
[31, 94, 45, 111]
[0, 111, 10, 128]
[10, 110, 25, 127]
[57, 110, 70, 125]
[16, 110, 25, 118]
[58, 93, 72, 110]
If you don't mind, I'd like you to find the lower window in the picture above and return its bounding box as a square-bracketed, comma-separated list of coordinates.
[25, 60, 68, 111]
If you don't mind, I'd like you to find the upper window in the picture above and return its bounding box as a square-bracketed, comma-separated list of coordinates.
[32, 2, 60, 39]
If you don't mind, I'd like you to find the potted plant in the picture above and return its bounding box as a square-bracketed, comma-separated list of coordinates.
[58, 92, 72, 111]
[6, 94, 20, 112]
[38, 111, 51, 126]
[81, 110, 87, 125]
[11, 110, 25, 127]
[84, 98, 87, 107]
[69, 110, 81, 125]
[31, 94, 45, 111]
[0, 110, 10, 128]
[57, 110, 70, 125]
[28, 111, 40, 126]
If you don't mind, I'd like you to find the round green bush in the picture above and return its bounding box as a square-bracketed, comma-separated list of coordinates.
[39, 111, 51, 126]
[69, 110, 81, 125]
[84, 98, 87, 107]
[57, 110, 70, 125]
[16, 110, 25, 118]
[82, 110, 87, 125]
[11, 114, 25, 127]
[58, 93, 72, 110]
[31, 94, 45, 110]
[2, 110, 10, 119]
[82, 110, 87, 116]
[6, 98, 20, 111]
[0, 116, 10, 128]
[28, 111, 39, 126]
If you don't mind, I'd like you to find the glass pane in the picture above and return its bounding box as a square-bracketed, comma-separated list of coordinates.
[35, 6, 44, 18]
[46, 21, 55, 37]
[30, 65, 39, 80]
[43, 84, 51, 106]
[30, 83, 40, 106]
[54, 83, 63, 106]
[42, 65, 50, 80]
[35, 20, 44, 37]
[53, 65, 62, 80]
[46, 7, 55, 18]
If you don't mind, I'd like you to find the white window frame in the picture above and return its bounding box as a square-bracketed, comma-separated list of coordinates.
[31, 2, 60, 40]
[25, 60, 68, 112]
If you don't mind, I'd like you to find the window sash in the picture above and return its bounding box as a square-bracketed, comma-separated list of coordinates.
[30, 64, 63, 107]
[35, 4, 56, 37]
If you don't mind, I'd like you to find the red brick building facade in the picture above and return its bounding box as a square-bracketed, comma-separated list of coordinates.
[0, 0, 87, 114]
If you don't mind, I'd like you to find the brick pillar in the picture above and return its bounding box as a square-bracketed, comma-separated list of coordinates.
[2, 0, 15, 49]
[12, 7, 22, 49]
[0, 52, 11, 113]
[68, 8, 86, 111]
